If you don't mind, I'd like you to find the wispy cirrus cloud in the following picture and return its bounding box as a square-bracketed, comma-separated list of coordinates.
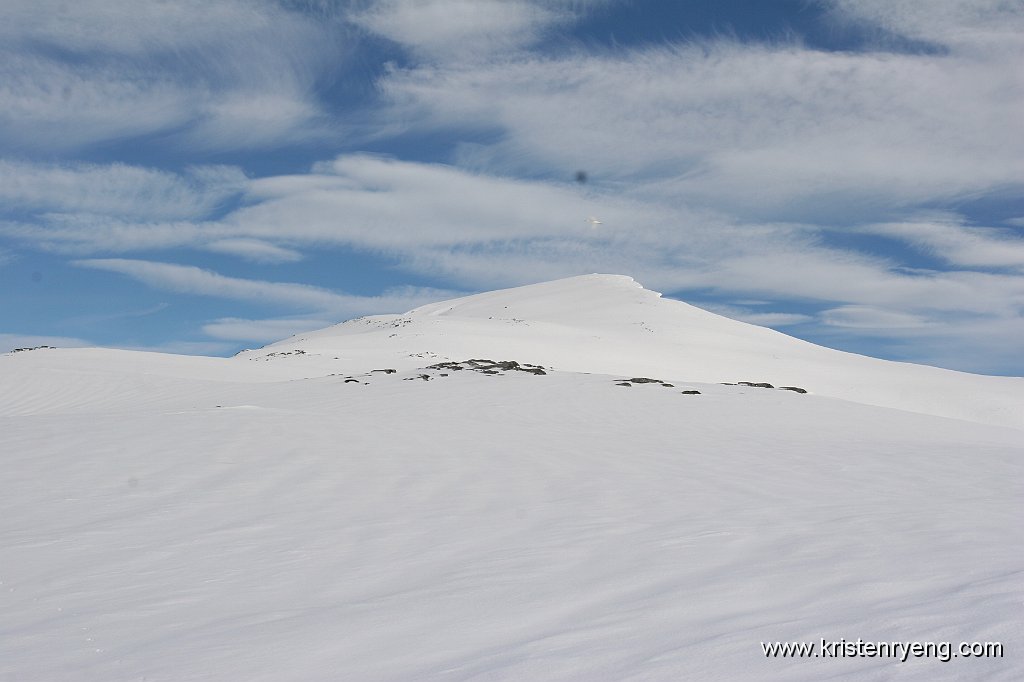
[72, 257, 463, 319]
[73, 258, 357, 310]
[351, 0, 585, 61]
[857, 214, 1024, 271]
[0, 0, 350, 152]
[0, 160, 247, 221]
[8, 153, 1022, 323]
[204, 239, 304, 264]
[821, 305, 933, 330]
[378, 40, 1024, 221]
[823, 0, 1024, 49]
[812, 309, 1024, 375]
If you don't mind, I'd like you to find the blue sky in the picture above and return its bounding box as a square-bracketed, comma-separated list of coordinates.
[1, 0, 1022, 374]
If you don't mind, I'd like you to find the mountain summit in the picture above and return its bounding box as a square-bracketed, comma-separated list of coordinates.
[247, 274, 1023, 429]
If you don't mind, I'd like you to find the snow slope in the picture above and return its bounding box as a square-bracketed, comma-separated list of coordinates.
[247, 275, 1024, 430]
[2, 275, 1022, 681]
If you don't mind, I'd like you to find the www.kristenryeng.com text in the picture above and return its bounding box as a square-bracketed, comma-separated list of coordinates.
[761, 638, 1003, 663]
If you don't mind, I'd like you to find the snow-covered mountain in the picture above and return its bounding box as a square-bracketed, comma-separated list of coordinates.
[2, 275, 1021, 681]
[248, 274, 1023, 430]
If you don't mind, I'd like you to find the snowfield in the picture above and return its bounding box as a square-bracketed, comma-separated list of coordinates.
[2, 275, 1021, 681]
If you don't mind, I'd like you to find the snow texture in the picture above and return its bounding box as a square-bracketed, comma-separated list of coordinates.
[2, 275, 1021, 681]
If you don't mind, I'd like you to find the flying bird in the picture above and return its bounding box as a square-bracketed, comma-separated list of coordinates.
[586, 216, 603, 227]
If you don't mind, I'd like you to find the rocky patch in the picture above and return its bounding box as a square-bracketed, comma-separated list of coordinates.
[724, 381, 807, 394]
[427, 359, 547, 375]
[615, 377, 675, 388]
[251, 349, 307, 361]
[8, 345, 56, 353]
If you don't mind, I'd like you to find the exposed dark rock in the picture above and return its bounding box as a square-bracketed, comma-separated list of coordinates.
[615, 382, 632, 386]
[427, 361, 465, 371]
[738, 381, 774, 389]
[10, 345, 56, 353]
[372, 368, 397, 374]
[428, 359, 547, 375]
[620, 377, 674, 387]
[344, 379, 360, 384]
[680, 390, 701, 395]
[779, 386, 808, 394]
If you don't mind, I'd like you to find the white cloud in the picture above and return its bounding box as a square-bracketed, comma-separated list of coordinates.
[377, 36, 1024, 220]
[823, 0, 1024, 51]
[0, 0, 346, 151]
[695, 304, 814, 328]
[71, 258, 465, 319]
[703, 251, 1024, 317]
[859, 215, 1024, 271]
[8, 153, 1017, 326]
[201, 317, 334, 343]
[900, 316, 1024, 375]
[234, 154, 645, 248]
[204, 239, 303, 264]
[352, 0, 573, 60]
[0, 55, 195, 151]
[1, 0, 279, 54]
[1, 154, 663, 255]
[0, 160, 246, 221]
[73, 258, 353, 310]
[1, 216, 213, 254]
[821, 305, 932, 330]
[810, 309, 1024, 375]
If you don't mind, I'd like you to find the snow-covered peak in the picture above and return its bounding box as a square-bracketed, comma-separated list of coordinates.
[409, 274, 652, 319]
[249, 274, 1024, 430]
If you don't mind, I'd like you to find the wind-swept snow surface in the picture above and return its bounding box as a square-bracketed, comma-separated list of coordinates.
[2, 275, 1022, 681]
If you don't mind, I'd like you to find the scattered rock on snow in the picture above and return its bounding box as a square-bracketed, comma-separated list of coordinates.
[9, 345, 56, 353]
[427, 359, 547, 376]
[616, 377, 675, 388]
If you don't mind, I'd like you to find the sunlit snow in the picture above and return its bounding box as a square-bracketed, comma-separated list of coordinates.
[2, 275, 1021, 681]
